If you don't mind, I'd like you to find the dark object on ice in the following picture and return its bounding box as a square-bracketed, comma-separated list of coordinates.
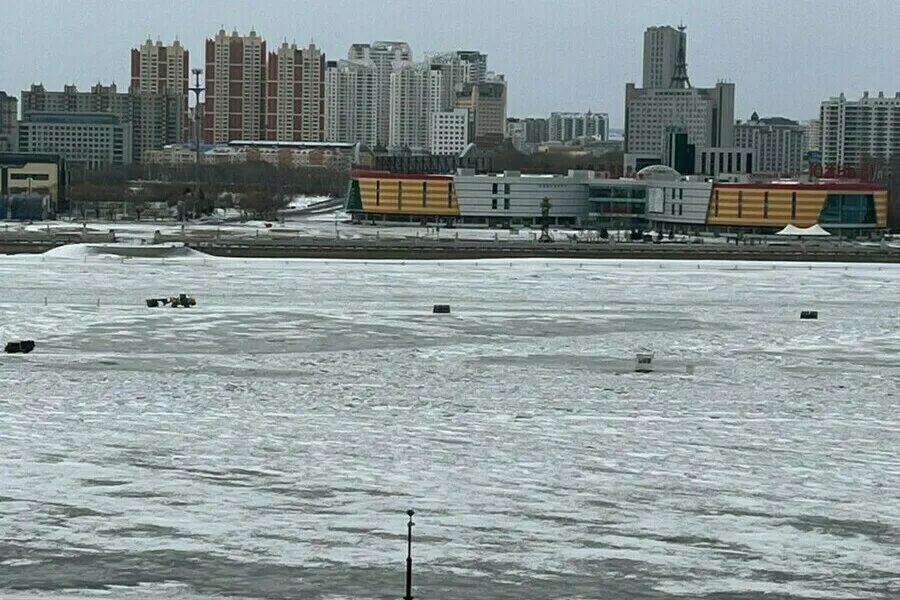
[800, 311, 818, 320]
[404, 509, 415, 600]
[432, 304, 451, 314]
[146, 295, 196, 308]
[5, 340, 35, 354]
[171, 294, 196, 308]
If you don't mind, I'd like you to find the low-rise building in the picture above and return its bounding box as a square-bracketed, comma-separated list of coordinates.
[0, 152, 66, 216]
[347, 163, 889, 232]
[453, 169, 594, 226]
[144, 140, 371, 171]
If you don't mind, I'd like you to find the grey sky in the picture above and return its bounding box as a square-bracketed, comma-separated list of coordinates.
[2, 0, 898, 127]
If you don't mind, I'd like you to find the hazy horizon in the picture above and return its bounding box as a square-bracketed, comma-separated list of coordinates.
[2, 0, 898, 127]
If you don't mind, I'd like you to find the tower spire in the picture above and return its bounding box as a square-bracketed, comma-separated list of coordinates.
[670, 24, 691, 89]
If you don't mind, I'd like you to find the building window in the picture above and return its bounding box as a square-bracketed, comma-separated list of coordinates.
[737, 190, 743, 218]
[736, 153, 742, 172]
[492, 182, 498, 194]
[791, 192, 797, 221]
[503, 198, 510, 210]
[671, 203, 675, 215]
[398, 181, 402, 209]
[422, 181, 427, 207]
[679, 204, 683, 216]
[375, 180, 380, 205]
[670, 188, 675, 200]
[714, 190, 719, 217]
[679, 188, 683, 200]
[727, 153, 733, 174]
[491, 198, 498, 210]
[504, 183, 510, 195]
[448, 183, 454, 208]
[763, 191, 769, 219]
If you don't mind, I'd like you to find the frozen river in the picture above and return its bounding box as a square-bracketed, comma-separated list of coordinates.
[1, 254, 898, 599]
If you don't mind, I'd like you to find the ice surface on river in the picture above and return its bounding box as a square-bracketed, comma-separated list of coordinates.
[0, 256, 898, 599]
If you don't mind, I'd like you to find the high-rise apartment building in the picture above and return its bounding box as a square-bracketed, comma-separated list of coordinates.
[348, 41, 412, 145]
[734, 113, 806, 175]
[324, 59, 377, 146]
[820, 91, 900, 166]
[388, 61, 442, 150]
[425, 50, 489, 110]
[429, 109, 469, 155]
[130, 39, 189, 95]
[454, 77, 507, 145]
[643, 25, 687, 89]
[548, 111, 609, 142]
[0, 91, 17, 152]
[266, 42, 325, 142]
[130, 38, 190, 141]
[20, 83, 182, 163]
[203, 29, 266, 143]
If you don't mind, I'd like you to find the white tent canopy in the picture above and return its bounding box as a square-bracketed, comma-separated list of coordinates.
[775, 224, 831, 237]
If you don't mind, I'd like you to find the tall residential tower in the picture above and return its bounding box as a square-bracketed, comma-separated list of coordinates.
[203, 29, 266, 143]
[348, 41, 412, 146]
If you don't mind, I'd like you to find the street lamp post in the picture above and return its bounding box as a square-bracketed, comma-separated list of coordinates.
[189, 68, 204, 220]
[404, 509, 415, 600]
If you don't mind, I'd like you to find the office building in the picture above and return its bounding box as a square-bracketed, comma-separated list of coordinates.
[429, 109, 469, 155]
[548, 111, 609, 143]
[0, 92, 17, 151]
[643, 25, 687, 89]
[20, 83, 182, 163]
[348, 41, 412, 145]
[455, 77, 507, 145]
[389, 61, 442, 150]
[625, 82, 735, 159]
[265, 42, 326, 142]
[18, 112, 132, 169]
[203, 29, 266, 143]
[734, 113, 806, 175]
[626, 24, 736, 172]
[325, 59, 377, 146]
[820, 91, 900, 166]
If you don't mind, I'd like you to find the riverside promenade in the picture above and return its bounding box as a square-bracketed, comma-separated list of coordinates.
[2, 227, 898, 262]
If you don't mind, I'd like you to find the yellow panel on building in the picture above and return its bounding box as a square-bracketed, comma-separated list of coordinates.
[355, 172, 460, 217]
[708, 184, 888, 228]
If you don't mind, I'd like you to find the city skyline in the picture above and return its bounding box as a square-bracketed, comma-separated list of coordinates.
[2, 0, 899, 127]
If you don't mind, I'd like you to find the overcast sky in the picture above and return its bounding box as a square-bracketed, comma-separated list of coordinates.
[2, 0, 898, 127]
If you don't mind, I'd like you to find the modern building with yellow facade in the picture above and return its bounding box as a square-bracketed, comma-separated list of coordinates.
[348, 167, 889, 232]
[707, 183, 887, 229]
[347, 170, 460, 221]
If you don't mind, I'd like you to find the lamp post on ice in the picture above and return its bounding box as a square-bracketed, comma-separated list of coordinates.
[404, 509, 415, 600]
